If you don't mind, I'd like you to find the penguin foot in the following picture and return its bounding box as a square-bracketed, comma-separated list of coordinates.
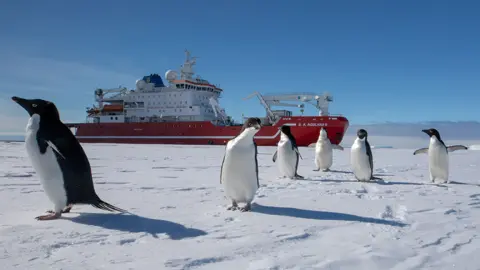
[322, 168, 330, 172]
[36, 212, 61, 220]
[47, 205, 72, 214]
[239, 203, 251, 212]
[293, 174, 305, 180]
[227, 201, 238, 211]
[313, 169, 320, 171]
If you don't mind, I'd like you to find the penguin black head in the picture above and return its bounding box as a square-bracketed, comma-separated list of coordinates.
[11, 96, 60, 120]
[242, 117, 261, 131]
[422, 128, 441, 139]
[279, 125, 297, 143]
[279, 125, 292, 135]
[357, 129, 368, 140]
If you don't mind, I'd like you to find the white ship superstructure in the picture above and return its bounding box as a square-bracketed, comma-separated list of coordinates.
[87, 50, 230, 124]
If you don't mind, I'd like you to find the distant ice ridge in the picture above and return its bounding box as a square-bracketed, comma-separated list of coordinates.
[340, 135, 480, 150]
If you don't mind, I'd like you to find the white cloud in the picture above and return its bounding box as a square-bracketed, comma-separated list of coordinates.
[0, 51, 139, 134]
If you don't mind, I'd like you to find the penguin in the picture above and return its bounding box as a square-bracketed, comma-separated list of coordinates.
[12, 96, 126, 220]
[313, 127, 344, 172]
[272, 125, 304, 179]
[220, 117, 261, 212]
[350, 128, 375, 181]
[413, 128, 468, 183]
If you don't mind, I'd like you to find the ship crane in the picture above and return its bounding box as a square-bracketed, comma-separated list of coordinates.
[209, 97, 229, 124]
[243, 91, 277, 123]
[244, 91, 334, 121]
[94, 87, 129, 108]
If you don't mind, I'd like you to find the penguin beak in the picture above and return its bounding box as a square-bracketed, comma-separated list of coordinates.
[11, 96, 32, 115]
[421, 129, 430, 135]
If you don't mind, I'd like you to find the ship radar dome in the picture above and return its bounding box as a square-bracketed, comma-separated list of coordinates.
[136, 79, 146, 90]
[165, 70, 178, 81]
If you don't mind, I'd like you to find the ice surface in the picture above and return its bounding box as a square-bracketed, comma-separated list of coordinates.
[469, 145, 480, 151]
[1, 141, 480, 269]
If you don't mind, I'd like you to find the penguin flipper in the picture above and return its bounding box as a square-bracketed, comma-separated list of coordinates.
[45, 140, 66, 159]
[365, 140, 373, 175]
[332, 144, 344, 151]
[219, 143, 229, 184]
[413, 148, 429, 155]
[447, 145, 468, 152]
[220, 154, 226, 184]
[272, 151, 278, 162]
[294, 147, 303, 159]
[254, 141, 259, 188]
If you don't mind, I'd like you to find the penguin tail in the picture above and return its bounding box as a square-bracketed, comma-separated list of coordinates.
[92, 198, 128, 213]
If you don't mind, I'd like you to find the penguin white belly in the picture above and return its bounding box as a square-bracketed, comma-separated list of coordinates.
[25, 129, 67, 212]
[350, 143, 372, 181]
[221, 144, 258, 203]
[277, 141, 297, 178]
[315, 142, 333, 171]
[428, 144, 449, 183]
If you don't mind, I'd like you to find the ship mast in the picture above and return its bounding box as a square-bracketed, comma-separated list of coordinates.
[180, 49, 198, 80]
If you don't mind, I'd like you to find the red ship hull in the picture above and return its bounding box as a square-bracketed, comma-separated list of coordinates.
[66, 116, 349, 147]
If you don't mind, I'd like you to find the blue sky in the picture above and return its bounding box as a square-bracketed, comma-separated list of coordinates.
[1, 0, 479, 134]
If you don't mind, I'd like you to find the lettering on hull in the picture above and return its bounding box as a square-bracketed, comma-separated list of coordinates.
[302, 123, 328, 127]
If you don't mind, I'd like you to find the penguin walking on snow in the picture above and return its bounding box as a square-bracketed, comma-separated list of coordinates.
[350, 129, 375, 181]
[220, 117, 262, 212]
[12, 96, 126, 220]
[314, 127, 344, 172]
[272, 125, 304, 179]
[413, 128, 468, 183]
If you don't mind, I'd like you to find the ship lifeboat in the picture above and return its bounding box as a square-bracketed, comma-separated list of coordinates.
[87, 104, 123, 115]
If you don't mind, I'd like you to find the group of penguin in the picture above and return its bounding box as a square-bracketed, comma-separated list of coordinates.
[219, 118, 469, 212]
[10, 96, 470, 219]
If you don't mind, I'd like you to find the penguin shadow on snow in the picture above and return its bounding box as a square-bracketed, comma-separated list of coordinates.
[317, 178, 449, 187]
[311, 169, 394, 177]
[378, 179, 480, 188]
[252, 203, 407, 227]
[298, 173, 392, 183]
[65, 212, 207, 240]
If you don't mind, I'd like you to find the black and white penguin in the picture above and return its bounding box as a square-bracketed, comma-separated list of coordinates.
[314, 127, 344, 172]
[12, 96, 126, 220]
[413, 128, 468, 183]
[350, 129, 374, 181]
[220, 117, 261, 212]
[272, 125, 304, 179]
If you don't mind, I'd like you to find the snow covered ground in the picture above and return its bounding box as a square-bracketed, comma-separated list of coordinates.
[1, 141, 480, 270]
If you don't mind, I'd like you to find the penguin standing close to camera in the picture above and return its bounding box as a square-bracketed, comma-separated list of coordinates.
[12, 96, 126, 220]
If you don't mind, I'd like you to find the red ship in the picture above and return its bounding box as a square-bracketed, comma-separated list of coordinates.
[65, 50, 349, 147]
